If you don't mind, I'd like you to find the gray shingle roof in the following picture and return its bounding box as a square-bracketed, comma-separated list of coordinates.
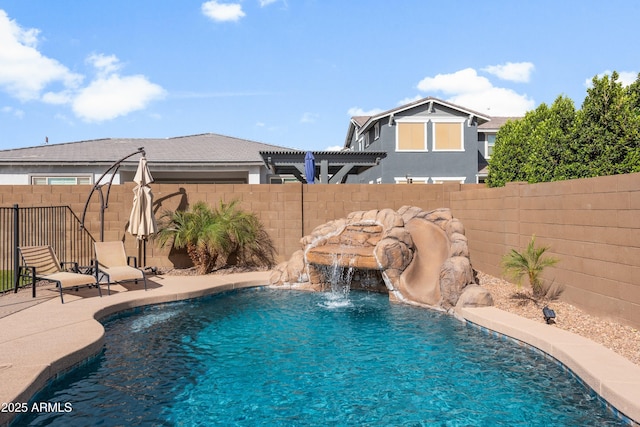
[477, 116, 521, 130]
[354, 96, 493, 132]
[0, 133, 294, 165]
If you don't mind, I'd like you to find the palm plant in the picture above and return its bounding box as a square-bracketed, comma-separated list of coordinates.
[207, 199, 276, 268]
[501, 235, 559, 298]
[155, 200, 275, 274]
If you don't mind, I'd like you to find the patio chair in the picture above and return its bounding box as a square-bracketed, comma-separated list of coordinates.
[94, 241, 147, 293]
[18, 245, 102, 304]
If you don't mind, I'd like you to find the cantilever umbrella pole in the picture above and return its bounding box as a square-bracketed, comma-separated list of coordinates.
[80, 147, 146, 240]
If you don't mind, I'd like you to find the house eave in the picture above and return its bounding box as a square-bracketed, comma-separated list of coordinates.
[357, 97, 492, 135]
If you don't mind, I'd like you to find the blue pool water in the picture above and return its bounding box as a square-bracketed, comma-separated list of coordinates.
[18, 289, 626, 426]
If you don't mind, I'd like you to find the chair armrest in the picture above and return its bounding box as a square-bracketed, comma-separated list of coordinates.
[18, 265, 36, 281]
[79, 260, 97, 276]
[61, 261, 80, 273]
[92, 259, 111, 283]
[17, 265, 36, 297]
[127, 256, 138, 268]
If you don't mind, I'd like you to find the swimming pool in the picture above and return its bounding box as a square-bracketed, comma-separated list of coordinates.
[18, 288, 627, 426]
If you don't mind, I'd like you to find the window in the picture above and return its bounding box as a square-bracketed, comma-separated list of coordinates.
[433, 121, 464, 151]
[374, 123, 380, 140]
[394, 176, 428, 184]
[431, 177, 466, 184]
[396, 122, 426, 151]
[486, 134, 496, 158]
[269, 176, 299, 184]
[31, 176, 92, 185]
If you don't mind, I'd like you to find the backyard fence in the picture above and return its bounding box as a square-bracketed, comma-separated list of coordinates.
[0, 205, 96, 293]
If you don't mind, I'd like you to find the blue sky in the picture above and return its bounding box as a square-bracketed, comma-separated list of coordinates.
[0, 1, 638, 152]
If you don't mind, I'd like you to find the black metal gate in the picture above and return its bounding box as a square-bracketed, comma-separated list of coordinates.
[0, 205, 96, 293]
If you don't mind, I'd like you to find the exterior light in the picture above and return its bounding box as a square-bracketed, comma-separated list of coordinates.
[543, 306, 556, 324]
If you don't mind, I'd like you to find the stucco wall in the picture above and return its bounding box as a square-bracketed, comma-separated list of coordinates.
[1, 173, 638, 328]
[345, 104, 481, 184]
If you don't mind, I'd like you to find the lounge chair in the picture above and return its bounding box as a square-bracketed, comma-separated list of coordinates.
[94, 241, 147, 293]
[18, 245, 101, 303]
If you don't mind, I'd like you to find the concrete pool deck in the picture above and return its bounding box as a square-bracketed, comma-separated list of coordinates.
[0, 273, 639, 426]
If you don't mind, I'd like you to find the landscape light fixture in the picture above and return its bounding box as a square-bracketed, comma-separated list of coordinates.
[543, 306, 556, 324]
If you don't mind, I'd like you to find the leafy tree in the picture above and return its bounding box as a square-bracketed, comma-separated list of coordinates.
[486, 118, 530, 187]
[155, 200, 275, 274]
[564, 72, 636, 177]
[488, 71, 640, 186]
[502, 235, 559, 298]
[487, 99, 575, 187]
[621, 73, 640, 173]
[525, 96, 577, 182]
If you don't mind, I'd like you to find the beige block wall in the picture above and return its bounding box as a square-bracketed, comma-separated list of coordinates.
[1, 173, 639, 329]
[450, 173, 640, 328]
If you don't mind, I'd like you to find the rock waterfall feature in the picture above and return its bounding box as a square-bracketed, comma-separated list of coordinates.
[269, 206, 493, 311]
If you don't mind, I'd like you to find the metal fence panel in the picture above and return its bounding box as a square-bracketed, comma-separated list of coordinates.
[0, 205, 96, 293]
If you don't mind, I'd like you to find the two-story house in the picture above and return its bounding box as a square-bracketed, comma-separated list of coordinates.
[343, 96, 515, 184]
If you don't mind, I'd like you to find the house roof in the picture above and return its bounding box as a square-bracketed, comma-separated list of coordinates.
[344, 96, 492, 147]
[344, 96, 494, 147]
[373, 96, 491, 124]
[0, 133, 293, 166]
[351, 116, 370, 127]
[477, 116, 521, 131]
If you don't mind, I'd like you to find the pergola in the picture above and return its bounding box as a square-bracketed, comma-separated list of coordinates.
[260, 150, 387, 184]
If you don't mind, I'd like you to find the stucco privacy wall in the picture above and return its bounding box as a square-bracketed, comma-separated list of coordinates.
[0, 173, 639, 328]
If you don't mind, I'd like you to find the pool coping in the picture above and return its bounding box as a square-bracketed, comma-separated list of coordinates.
[456, 305, 640, 426]
[0, 274, 638, 426]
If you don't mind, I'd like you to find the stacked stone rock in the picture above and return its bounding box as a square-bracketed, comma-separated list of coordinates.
[269, 206, 493, 311]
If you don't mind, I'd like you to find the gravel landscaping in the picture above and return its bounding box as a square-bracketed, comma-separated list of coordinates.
[477, 271, 640, 366]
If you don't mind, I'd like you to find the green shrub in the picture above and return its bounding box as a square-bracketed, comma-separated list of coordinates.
[501, 235, 559, 298]
[155, 200, 275, 274]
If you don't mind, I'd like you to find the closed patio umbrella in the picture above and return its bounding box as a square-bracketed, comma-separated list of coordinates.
[127, 156, 157, 266]
[304, 151, 315, 184]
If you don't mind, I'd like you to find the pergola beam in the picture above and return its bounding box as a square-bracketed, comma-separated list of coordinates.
[260, 150, 386, 184]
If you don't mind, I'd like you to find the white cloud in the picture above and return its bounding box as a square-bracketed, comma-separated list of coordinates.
[447, 87, 534, 116]
[87, 53, 122, 77]
[69, 55, 165, 121]
[300, 112, 318, 123]
[73, 73, 165, 122]
[0, 11, 165, 122]
[585, 70, 638, 88]
[42, 90, 73, 105]
[618, 71, 638, 86]
[417, 68, 493, 94]
[347, 107, 384, 117]
[1, 105, 24, 118]
[259, 0, 278, 6]
[396, 95, 422, 106]
[482, 62, 534, 83]
[201, 1, 245, 22]
[0, 10, 82, 101]
[324, 145, 343, 151]
[416, 67, 534, 116]
[54, 112, 74, 125]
